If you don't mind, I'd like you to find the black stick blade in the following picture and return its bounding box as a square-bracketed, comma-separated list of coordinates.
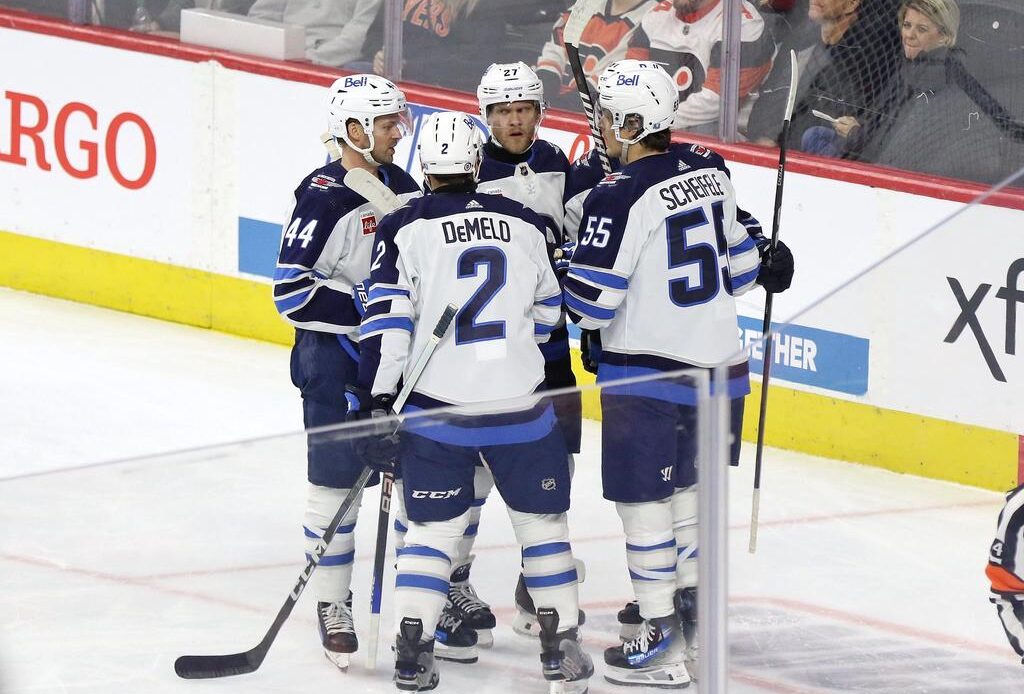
[174, 650, 262, 679]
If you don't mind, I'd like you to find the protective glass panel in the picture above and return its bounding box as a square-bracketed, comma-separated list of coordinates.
[717, 164, 1024, 690]
[1, 363, 723, 693]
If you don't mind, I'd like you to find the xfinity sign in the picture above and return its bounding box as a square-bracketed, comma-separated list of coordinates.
[945, 258, 1024, 382]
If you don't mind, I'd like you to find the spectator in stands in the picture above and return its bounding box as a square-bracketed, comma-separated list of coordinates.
[815, 0, 1024, 183]
[99, 0, 254, 31]
[626, 0, 774, 135]
[371, 0, 509, 93]
[248, 0, 381, 67]
[745, 0, 901, 149]
[534, 0, 656, 111]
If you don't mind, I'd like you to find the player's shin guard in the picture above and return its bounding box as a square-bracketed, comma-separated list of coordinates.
[671, 486, 698, 589]
[510, 511, 582, 637]
[394, 511, 478, 665]
[616, 499, 677, 621]
[446, 466, 495, 647]
[304, 483, 362, 669]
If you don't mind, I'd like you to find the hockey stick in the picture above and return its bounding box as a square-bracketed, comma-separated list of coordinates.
[563, 0, 611, 175]
[749, 50, 798, 554]
[342, 166, 403, 669]
[343, 167, 404, 216]
[321, 131, 343, 162]
[174, 303, 458, 679]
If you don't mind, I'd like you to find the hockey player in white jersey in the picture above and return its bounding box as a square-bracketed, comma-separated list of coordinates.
[419, 62, 583, 645]
[563, 60, 790, 688]
[271, 74, 420, 671]
[347, 111, 593, 692]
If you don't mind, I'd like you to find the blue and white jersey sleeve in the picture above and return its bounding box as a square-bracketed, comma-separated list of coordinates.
[357, 213, 416, 398]
[272, 182, 363, 333]
[720, 176, 761, 297]
[532, 232, 563, 344]
[272, 164, 421, 335]
[563, 179, 643, 331]
[563, 148, 615, 244]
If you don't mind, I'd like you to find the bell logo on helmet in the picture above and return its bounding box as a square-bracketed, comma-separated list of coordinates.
[616, 74, 640, 86]
[343, 76, 368, 88]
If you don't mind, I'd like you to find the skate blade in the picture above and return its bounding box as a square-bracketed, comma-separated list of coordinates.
[434, 644, 478, 664]
[323, 649, 351, 671]
[547, 678, 589, 694]
[476, 628, 494, 648]
[604, 661, 691, 689]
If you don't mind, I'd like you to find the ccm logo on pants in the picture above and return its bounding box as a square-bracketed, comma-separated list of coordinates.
[411, 488, 463, 499]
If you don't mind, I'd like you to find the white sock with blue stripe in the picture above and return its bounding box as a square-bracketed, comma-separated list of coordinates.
[451, 465, 494, 574]
[510, 510, 580, 629]
[304, 483, 363, 603]
[616, 499, 676, 619]
[394, 510, 470, 639]
[672, 486, 698, 588]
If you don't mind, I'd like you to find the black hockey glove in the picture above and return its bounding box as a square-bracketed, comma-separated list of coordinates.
[344, 385, 399, 473]
[580, 329, 601, 374]
[755, 238, 794, 294]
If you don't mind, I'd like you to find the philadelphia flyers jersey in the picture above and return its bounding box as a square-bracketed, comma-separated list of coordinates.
[626, 0, 773, 129]
[536, 1, 656, 99]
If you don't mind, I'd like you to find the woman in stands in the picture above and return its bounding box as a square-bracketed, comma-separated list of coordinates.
[811, 0, 1024, 183]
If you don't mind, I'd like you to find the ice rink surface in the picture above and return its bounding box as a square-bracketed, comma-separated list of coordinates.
[1, 288, 1021, 693]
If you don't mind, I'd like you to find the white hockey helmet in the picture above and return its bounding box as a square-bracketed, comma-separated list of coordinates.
[326, 74, 409, 159]
[477, 62, 546, 122]
[597, 60, 678, 145]
[418, 111, 484, 177]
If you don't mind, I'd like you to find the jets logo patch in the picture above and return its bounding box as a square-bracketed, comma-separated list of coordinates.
[310, 174, 342, 190]
[597, 172, 630, 186]
[360, 212, 377, 235]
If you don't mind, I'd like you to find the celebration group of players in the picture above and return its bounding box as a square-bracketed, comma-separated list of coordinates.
[272, 59, 795, 692]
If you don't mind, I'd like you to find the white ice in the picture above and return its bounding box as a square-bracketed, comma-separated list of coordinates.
[1, 288, 1020, 693]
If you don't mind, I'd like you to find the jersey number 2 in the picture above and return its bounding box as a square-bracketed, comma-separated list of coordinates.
[667, 201, 727, 307]
[456, 247, 507, 344]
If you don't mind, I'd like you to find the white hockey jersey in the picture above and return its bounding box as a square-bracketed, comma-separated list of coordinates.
[357, 187, 562, 409]
[565, 143, 760, 374]
[626, 0, 773, 129]
[477, 139, 570, 245]
[272, 162, 420, 335]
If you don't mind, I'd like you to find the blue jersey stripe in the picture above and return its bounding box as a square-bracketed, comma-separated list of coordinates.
[404, 404, 556, 447]
[275, 288, 312, 313]
[568, 266, 629, 290]
[563, 291, 615, 321]
[728, 236, 756, 255]
[361, 316, 414, 334]
[732, 267, 759, 289]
